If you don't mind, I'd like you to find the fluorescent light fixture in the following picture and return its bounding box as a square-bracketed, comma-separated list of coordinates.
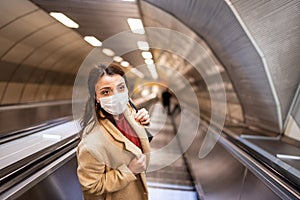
[152, 85, 159, 93]
[137, 41, 149, 51]
[147, 64, 158, 79]
[141, 51, 152, 59]
[84, 36, 102, 47]
[120, 61, 130, 67]
[127, 18, 145, 34]
[144, 59, 154, 65]
[141, 89, 150, 97]
[42, 134, 61, 140]
[113, 56, 123, 62]
[102, 48, 115, 57]
[50, 12, 79, 28]
[276, 154, 300, 160]
[131, 68, 144, 78]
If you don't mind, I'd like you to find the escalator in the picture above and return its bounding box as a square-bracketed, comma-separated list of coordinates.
[0, 118, 82, 200]
[1, 102, 299, 200]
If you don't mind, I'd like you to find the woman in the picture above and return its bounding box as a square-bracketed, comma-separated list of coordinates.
[77, 63, 151, 200]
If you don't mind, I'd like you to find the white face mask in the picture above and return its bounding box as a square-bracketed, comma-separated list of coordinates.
[99, 92, 129, 115]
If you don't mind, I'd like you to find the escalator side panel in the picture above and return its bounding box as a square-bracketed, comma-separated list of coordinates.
[241, 170, 281, 200]
[15, 155, 82, 200]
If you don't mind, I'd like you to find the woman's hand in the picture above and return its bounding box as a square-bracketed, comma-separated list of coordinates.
[128, 154, 146, 175]
[134, 108, 150, 125]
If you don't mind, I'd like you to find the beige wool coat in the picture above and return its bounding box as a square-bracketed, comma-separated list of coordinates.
[77, 106, 151, 200]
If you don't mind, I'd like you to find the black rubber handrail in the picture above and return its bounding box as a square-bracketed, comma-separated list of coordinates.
[0, 133, 79, 194]
[200, 114, 300, 198]
[0, 116, 73, 144]
[168, 105, 299, 199]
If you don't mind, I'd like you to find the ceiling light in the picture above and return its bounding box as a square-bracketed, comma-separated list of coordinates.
[147, 64, 158, 79]
[144, 59, 154, 65]
[127, 18, 145, 34]
[141, 51, 152, 59]
[137, 41, 149, 51]
[120, 61, 130, 67]
[102, 48, 115, 57]
[50, 12, 79, 28]
[84, 36, 102, 47]
[131, 68, 145, 78]
[152, 85, 159, 94]
[141, 89, 150, 97]
[113, 56, 123, 62]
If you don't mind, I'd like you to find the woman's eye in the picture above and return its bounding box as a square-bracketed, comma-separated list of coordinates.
[101, 90, 110, 95]
[119, 85, 125, 91]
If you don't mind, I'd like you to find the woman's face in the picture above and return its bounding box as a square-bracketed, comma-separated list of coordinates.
[95, 74, 127, 101]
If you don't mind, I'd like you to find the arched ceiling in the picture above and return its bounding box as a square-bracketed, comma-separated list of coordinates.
[142, 0, 300, 133]
[0, 0, 299, 134]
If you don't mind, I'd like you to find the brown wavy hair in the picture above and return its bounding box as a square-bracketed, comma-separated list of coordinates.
[79, 63, 127, 138]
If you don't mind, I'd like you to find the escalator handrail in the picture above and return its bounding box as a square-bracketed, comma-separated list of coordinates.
[200, 114, 300, 198]
[0, 132, 79, 194]
[0, 116, 73, 144]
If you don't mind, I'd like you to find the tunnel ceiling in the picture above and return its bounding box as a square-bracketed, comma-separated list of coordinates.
[142, 0, 300, 133]
[1, 0, 299, 134]
[29, 0, 146, 69]
[0, 0, 151, 104]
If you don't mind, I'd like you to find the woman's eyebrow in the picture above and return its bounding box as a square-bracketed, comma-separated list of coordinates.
[98, 82, 125, 90]
[98, 86, 111, 91]
[117, 82, 125, 86]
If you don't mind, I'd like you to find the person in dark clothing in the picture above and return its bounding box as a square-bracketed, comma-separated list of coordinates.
[171, 100, 181, 115]
[162, 89, 172, 115]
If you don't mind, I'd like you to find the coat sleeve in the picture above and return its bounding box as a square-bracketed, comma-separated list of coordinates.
[77, 144, 137, 196]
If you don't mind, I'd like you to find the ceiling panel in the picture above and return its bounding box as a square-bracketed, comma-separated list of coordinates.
[29, 0, 146, 69]
[0, 10, 54, 46]
[0, 0, 39, 27]
[30, 0, 139, 42]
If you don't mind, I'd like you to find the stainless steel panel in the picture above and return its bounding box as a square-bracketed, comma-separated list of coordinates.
[13, 152, 82, 200]
[183, 121, 246, 199]
[172, 106, 295, 199]
[291, 87, 300, 127]
[0, 100, 72, 136]
[241, 169, 281, 200]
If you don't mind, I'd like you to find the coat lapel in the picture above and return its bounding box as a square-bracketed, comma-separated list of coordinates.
[98, 105, 151, 193]
[99, 114, 143, 158]
[123, 107, 151, 193]
[123, 107, 151, 157]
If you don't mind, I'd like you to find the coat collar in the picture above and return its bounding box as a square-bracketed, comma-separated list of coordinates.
[123, 107, 150, 156]
[96, 105, 151, 193]
[98, 105, 150, 159]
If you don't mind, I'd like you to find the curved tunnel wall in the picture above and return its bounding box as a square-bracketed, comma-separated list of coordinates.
[0, 0, 299, 199]
[143, 0, 300, 133]
[140, 1, 244, 125]
[0, 0, 92, 105]
[0, 0, 92, 135]
[0, 0, 299, 137]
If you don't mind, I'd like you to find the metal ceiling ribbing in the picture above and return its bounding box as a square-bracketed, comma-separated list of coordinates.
[143, 0, 300, 133]
[1, 0, 299, 133]
[231, 0, 300, 130]
[30, 0, 145, 66]
[0, 0, 93, 104]
[140, 1, 243, 123]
